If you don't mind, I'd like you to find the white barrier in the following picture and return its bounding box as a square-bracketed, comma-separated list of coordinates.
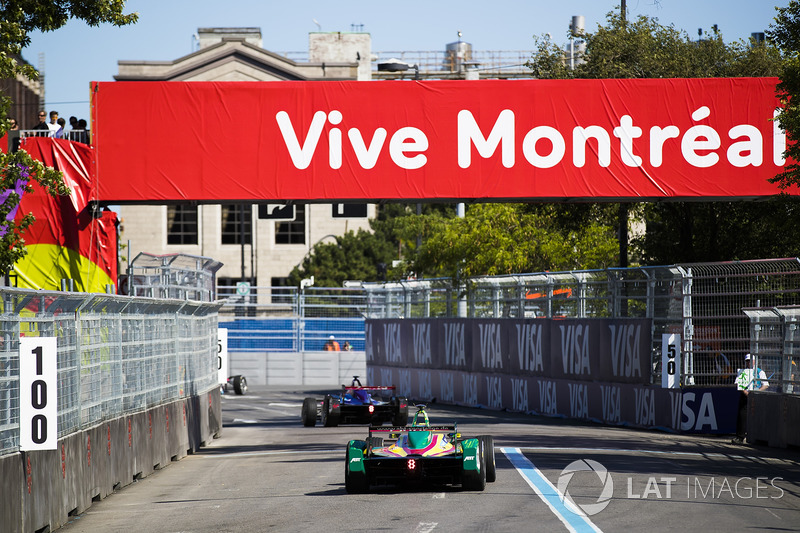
[229, 351, 367, 386]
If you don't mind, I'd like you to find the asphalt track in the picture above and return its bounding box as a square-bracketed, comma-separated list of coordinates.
[60, 386, 800, 533]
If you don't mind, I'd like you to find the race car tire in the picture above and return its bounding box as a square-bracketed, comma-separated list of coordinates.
[302, 397, 317, 427]
[392, 398, 409, 426]
[479, 435, 496, 482]
[462, 439, 486, 491]
[232, 375, 247, 395]
[322, 395, 340, 427]
[321, 396, 330, 426]
[368, 437, 383, 450]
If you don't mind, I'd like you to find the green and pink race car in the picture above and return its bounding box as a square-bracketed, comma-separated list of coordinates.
[344, 405, 496, 492]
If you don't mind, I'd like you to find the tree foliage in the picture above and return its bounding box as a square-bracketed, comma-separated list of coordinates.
[768, 1, 800, 190]
[0, 1, 138, 116]
[0, 153, 69, 275]
[528, 10, 793, 266]
[0, 1, 137, 275]
[529, 11, 782, 80]
[287, 204, 412, 287]
[285, 228, 390, 287]
[391, 204, 618, 284]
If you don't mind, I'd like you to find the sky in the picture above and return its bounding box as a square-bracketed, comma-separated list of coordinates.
[20, 0, 791, 126]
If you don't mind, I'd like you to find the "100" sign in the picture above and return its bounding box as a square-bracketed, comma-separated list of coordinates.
[20, 337, 57, 450]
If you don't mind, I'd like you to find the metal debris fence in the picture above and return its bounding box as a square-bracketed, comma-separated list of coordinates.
[218, 258, 800, 391]
[218, 286, 369, 351]
[0, 289, 220, 457]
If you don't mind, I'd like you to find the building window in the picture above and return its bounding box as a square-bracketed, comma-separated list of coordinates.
[167, 205, 198, 245]
[221, 204, 252, 245]
[275, 204, 305, 244]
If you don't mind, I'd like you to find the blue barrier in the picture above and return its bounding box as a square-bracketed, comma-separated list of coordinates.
[220, 317, 366, 351]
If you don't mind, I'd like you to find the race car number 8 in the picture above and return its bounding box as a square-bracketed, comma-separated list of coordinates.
[20, 337, 58, 450]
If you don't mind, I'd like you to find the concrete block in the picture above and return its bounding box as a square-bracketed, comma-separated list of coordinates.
[86, 424, 113, 501]
[198, 391, 211, 447]
[338, 351, 366, 383]
[229, 352, 266, 385]
[0, 452, 23, 533]
[131, 411, 154, 480]
[186, 395, 203, 452]
[209, 387, 222, 440]
[61, 432, 90, 520]
[302, 353, 337, 385]
[165, 401, 186, 462]
[747, 392, 783, 446]
[150, 406, 169, 470]
[20, 449, 62, 533]
[784, 394, 800, 447]
[266, 353, 302, 384]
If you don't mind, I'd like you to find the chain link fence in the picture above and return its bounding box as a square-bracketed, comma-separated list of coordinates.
[0, 289, 220, 457]
[218, 286, 368, 351]
[217, 258, 800, 391]
[743, 306, 800, 394]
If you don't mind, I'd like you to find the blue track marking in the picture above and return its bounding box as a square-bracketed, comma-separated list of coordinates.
[501, 447, 603, 533]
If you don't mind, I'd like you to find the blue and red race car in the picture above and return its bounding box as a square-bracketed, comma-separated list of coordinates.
[301, 376, 409, 427]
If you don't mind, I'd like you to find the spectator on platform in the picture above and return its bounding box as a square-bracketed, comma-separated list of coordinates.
[343, 341, 352, 351]
[76, 118, 90, 144]
[8, 118, 20, 152]
[47, 111, 60, 136]
[732, 353, 769, 444]
[31, 111, 49, 136]
[324, 335, 340, 351]
[55, 117, 66, 138]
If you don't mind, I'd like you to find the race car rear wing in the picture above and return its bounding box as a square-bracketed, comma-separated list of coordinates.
[369, 425, 457, 434]
[343, 385, 396, 391]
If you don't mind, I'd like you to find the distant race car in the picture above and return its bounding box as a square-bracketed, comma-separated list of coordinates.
[344, 404, 496, 493]
[221, 374, 248, 395]
[301, 376, 409, 427]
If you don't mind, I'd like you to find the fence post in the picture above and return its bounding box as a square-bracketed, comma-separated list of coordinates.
[297, 291, 304, 351]
[678, 266, 694, 386]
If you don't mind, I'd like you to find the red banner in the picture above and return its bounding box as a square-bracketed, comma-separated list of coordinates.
[14, 137, 117, 292]
[91, 78, 793, 203]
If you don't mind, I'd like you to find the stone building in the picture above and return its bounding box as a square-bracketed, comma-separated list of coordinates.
[114, 28, 375, 292]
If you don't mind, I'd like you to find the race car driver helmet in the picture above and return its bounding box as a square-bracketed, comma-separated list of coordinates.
[354, 389, 370, 402]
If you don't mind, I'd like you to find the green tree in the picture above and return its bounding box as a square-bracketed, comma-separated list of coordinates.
[768, 1, 800, 190]
[528, 10, 791, 266]
[287, 203, 417, 287]
[635, 197, 800, 263]
[287, 228, 397, 288]
[0, 1, 137, 275]
[288, 202, 461, 286]
[392, 204, 618, 284]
